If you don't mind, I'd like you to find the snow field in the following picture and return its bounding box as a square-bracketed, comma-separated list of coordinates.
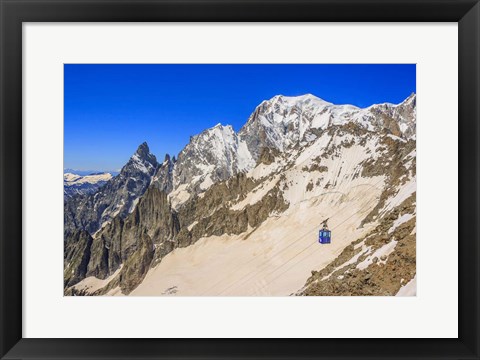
[131, 179, 382, 296]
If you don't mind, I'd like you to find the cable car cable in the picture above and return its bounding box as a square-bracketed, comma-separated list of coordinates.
[248, 193, 382, 295]
[247, 155, 414, 295]
[221, 152, 409, 296]
[212, 176, 377, 296]
[200, 148, 356, 296]
[203, 141, 411, 295]
[214, 162, 389, 296]
[215, 188, 381, 296]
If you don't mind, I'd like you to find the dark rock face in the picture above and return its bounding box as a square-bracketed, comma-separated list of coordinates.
[118, 232, 155, 294]
[78, 170, 288, 295]
[173, 173, 288, 249]
[64, 229, 93, 288]
[152, 155, 174, 194]
[84, 187, 180, 293]
[64, 93, 416, 296]
[64, 142, 159, 235]
[64, 142, 159, 290]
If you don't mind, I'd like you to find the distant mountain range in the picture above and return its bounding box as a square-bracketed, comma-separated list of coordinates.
[64, 93, 416, 296]
[64, 172, 115, 199]
[64, 168, 119, 177]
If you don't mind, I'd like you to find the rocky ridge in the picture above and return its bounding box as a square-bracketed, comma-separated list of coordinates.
[64, 93, 416, 296]
[64, 142, 159, 237]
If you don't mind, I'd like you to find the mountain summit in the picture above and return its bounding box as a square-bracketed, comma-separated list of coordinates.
[64, 142, 159, 236]
[65, 93, 416, 296]
[134, 141, 154, 160]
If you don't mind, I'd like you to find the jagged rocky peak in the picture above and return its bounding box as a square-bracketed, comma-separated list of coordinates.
[64, 142, 160, 236]
[136, 141, 150, 158]
[238, 94, 329, 158]
[399, 92, 417, 107]
[64, 92, 417, 296]
[171, 122, 254, 193]
[168, 93, 416, 200]
[152, 152, 175, 194]
[124, 141, 158, 176]
[398, 94, 416, 138]
[199, 123, 235, 141]
[181, 123, 237, 156]
[396, 92, 416, 119]
[239, 93, 417, 158]
[368, 93, 416, 139]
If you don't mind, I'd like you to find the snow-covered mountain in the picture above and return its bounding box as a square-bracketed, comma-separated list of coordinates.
[64, 172, 113, 199]
[64, 168, 120, 176]
[64, 94, 416, 296]
[239, 93, 415, 158]
[164, 124, 255, 209]
[164, 93, 415, 210]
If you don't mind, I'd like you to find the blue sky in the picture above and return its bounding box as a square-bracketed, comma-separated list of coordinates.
[64, 64, 415, 171]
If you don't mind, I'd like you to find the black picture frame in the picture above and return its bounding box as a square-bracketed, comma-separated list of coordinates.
[1, 1, 479, 359]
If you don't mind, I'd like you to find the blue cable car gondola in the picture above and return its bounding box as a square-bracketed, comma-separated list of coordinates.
[318, 219, 331, 244]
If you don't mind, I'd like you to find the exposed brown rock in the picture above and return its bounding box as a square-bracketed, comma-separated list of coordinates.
[297, 194, 416, 296]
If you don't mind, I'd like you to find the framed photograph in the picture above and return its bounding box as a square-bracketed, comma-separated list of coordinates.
[1, 0, 478, 359]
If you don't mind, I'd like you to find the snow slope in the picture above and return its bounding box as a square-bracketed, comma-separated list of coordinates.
[65, 93, 416, 297]
[132, 134, 389, 296]
[396, 275, 417, 296]
[132, 184, 380, 296]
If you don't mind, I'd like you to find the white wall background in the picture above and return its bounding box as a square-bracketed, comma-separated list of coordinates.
[23, 23, 458, 338]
